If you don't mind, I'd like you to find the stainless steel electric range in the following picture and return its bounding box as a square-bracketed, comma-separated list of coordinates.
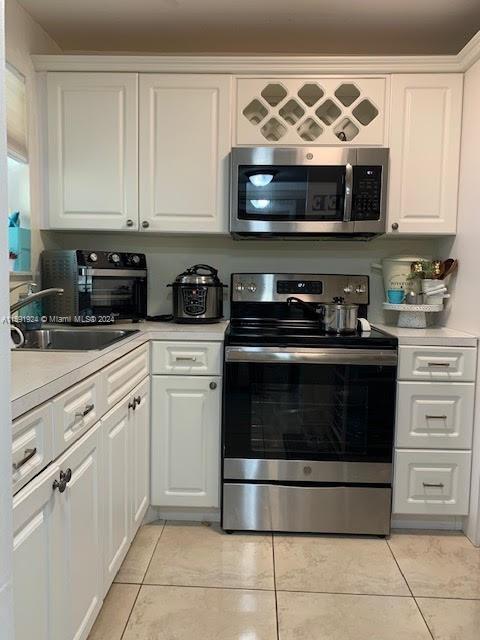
[221, 273, 398, 536]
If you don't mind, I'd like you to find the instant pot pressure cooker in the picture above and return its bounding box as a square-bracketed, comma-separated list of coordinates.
[167, 264, 226, 323]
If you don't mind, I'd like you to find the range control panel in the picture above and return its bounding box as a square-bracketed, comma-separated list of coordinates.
[231, 273, 369, 304]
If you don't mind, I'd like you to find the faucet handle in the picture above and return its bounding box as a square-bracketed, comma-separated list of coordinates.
[9, 281, 37, 293]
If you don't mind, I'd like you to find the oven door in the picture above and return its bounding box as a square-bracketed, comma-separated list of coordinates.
[231, 147, 355, 235]
[78, 268, 147, 321]
[223, 347, 397, 484]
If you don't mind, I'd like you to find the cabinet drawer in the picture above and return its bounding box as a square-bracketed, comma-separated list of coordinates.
[12, 403, 54, 495]
[52, 373, 105, 457]
[396, 382, 475, 449]
[103, 344, 149, 409]
[393, 449, 471, 515]
[398, 346, 477, 382]
[151, 341, 222, 375]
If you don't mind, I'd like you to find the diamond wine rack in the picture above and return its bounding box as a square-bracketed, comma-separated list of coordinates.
[236, 78, 387, 146]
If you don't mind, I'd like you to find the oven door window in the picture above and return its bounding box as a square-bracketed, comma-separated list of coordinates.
[224, 361, 396, 462]
[237, 165, 346, 221]
[79, 275, 142, 316]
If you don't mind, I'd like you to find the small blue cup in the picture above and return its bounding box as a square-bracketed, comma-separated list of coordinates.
[387, 289, 405, 304]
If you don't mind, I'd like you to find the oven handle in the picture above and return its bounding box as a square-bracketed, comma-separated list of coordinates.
[225, 346, 397, 366]
[80, 268, 147, 277]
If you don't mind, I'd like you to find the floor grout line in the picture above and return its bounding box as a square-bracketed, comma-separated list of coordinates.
[141, 582, 276, 592]
[272, 534, 280, 640]
[118, 584, 141, 640]
[140, 519, 167, 584]
[386, 538, 435, 640]
[118, 521, 167, 640]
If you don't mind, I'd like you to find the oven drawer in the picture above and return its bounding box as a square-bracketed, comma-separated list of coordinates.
[398, 346, 477, 382]
[393, 449, 471, 515]
[395, 382, 475, 449]
[151, 341, 222, 375]
[222, 483, 392, 535]
[52, 373, 105, 456]
[12, 403, 54, 495]
[104, 343, 149, 409]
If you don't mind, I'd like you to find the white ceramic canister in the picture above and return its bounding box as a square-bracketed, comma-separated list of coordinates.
[421, 279, 447, 305]
[372, 255, 431, 298]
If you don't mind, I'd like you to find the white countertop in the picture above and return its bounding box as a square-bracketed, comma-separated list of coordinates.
[11, 320, 229, 420]
[373, 323, 478, 347]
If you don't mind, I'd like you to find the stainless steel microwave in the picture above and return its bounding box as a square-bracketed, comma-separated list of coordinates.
[230, 147, 389, 239]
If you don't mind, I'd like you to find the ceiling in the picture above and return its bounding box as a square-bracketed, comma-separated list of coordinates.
[18, 0, 480, 55]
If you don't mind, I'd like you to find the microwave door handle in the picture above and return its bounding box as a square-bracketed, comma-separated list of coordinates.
[343, 163, 353, 222]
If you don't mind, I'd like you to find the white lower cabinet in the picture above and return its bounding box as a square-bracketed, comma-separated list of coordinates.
[151, 375, 221, 508]
[102, 376, 150, 593]
[52, 422, 103, 640]
[13, 379, 150, 640]
[393, 449, 471, 516]
[396, 382, 475, 449]
[130, 377, 150, 530]
[102, 399, 131, 590]
[14, 423, 103, 640]
[13, 462, 59, 640]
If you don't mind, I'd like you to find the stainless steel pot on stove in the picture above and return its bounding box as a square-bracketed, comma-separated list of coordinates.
[287, 296, 359, 334]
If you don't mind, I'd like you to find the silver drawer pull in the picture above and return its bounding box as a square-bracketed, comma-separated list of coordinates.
[75, 403, 94, 419]
[423, 482, 445, 488]
[176, 356, 196, 362]
[427, 362, 451, 367]
[12, 447, 37, 471]
[425, 415, 447, 420]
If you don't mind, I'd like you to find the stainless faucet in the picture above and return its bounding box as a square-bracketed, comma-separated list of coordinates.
[10, 288, 64, 314]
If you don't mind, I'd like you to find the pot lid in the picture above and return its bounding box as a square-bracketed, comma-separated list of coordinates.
[171, 264, 223, 286]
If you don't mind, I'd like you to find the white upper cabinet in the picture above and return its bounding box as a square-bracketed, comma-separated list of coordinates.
[47, 73, 138, 230]
[236, 77, 388, 146]
[139, 74, 232, 233]
[387, 74, 463, 235]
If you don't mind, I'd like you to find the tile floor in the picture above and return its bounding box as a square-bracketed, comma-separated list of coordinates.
[88, 521, 480, 640]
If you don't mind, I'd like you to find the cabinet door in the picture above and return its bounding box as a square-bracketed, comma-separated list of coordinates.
[388, 74, 462, 235]
[52, 423, 103, 640]
[101, 399, 131, 592]
[130, 378, 150, 533]
[139, 74, 232, 233]
[47, 73, 138, 231]
[151, 375, 221, 507]
[13, 463, 59, 640]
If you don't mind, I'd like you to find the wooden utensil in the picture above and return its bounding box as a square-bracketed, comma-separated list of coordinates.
[440, 259, 458, 279]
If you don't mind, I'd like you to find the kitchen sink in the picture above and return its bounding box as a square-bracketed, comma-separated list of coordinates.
[16, 328, 140, 351]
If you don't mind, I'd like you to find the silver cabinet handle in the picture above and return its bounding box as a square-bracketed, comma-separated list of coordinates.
[209, 381, 217, 390]
[12, 447, 37, 471]
[75, 403, 94, 419]
[427, 362, 451, 367]
[126, 218, 134, 227]
[425, 415, 447, 420]
[391, 222, 399, 231]
[423, 482, 444, 488]
[176, 356, 197, 362]
[142, 220, 150, 228]
[135, 395, 141, 406]
[128, 399, 136, 410]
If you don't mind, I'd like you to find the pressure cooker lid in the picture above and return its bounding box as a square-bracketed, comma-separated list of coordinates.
[170, 264, 225, 287]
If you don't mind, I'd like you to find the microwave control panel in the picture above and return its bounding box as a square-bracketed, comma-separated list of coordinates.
[352, 166, 382, 221]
